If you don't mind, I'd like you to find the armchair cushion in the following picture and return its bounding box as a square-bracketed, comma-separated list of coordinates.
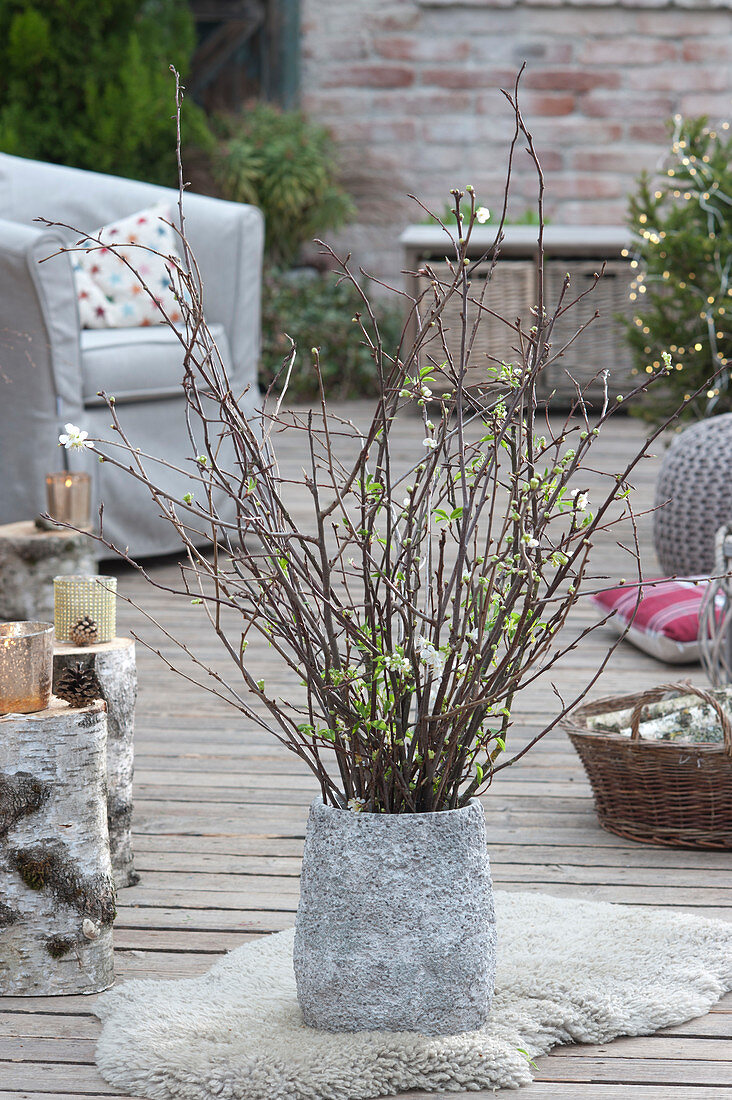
[80, 324, 231, 406]
[72, 202, 183, 328]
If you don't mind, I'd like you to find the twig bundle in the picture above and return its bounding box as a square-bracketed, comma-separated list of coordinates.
[41, 69, 723, 812]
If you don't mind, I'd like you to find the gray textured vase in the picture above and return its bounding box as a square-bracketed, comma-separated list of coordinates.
[293, 797, 496, 1035]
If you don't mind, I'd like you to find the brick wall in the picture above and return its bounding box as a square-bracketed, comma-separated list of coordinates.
[300, 0, 731, 285]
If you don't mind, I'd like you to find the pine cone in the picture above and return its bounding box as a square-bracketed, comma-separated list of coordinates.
[54, 662, 102, 707]
[69, 615, 99, 646]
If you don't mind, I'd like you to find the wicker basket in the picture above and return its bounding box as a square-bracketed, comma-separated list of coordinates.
[563, 682, 732, 850]
[421, 260, 534, 390]
[418, 257, 635, 404]
[543, 259, 636, 403]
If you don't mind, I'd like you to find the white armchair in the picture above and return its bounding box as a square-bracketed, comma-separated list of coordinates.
[0, 152, 264, 557]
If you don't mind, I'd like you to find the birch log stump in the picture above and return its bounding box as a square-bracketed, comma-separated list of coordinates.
[53, 639, 138, 889]
[0, 520, 96, 621]
[0, 700, 115, 995]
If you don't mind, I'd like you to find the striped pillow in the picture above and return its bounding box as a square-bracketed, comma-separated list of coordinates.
[591, 579, 710, 664]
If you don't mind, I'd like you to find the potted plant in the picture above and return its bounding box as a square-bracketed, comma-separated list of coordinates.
[45, 72, 721, 1035]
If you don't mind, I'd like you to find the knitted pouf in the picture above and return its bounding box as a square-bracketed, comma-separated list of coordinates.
[654, 413, 732, 577]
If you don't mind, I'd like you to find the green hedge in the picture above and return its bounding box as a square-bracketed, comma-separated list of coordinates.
[261, 270, 404, 401]
[214, 103, 355, 265]
[0, 0, 211, 184]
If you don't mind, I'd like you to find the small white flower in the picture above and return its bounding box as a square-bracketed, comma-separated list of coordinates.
[423, 437, 437, 450]
[58, 423, 94, 452]
[421, 386, 433, 399]
[348, 797, 366, 812]
[419, 640, 446, 678]
[385, 652, 412, 675]
[526, 537, 540, 549]
[570, 490, 589, 512]
[402, 497, 411, 508]
[476, 207, 491, 224]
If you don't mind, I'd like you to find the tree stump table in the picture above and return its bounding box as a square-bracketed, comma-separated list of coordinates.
[0, 700, 115, 995]
[54, 638, 138, 889]
[0, 520, 96, 622]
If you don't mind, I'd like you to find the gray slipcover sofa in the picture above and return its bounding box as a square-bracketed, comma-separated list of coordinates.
[0, 152, 264, 557]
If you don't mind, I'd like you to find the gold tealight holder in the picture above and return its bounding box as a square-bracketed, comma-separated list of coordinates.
[54, 575, 117, 645]
[0, 622, 54, 715]
[45, 472, 92, 529]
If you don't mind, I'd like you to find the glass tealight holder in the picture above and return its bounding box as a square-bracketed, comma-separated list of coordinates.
[54, 575, 117, 645]
[0, 622, 54, 715]
[45, 472, 92, 529]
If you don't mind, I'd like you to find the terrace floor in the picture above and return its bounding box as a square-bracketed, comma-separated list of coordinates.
[2, 405, 730, 1100]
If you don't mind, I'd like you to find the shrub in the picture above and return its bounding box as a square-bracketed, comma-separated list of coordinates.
[260, 269, 405, 400]
[214, 104, 355, 265]
[625, 116, 732, 425]
[0, 0, 211, 184]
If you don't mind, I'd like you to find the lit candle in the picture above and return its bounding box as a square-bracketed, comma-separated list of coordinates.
[54, 575, 117, 645]
[45, 472, 91, 529]
[0, 622, 54, 715]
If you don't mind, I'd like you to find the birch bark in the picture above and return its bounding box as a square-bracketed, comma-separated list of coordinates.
[0, 700, 115, 995]
[53, 639, 137, 888]
[0, 520, 96, 621]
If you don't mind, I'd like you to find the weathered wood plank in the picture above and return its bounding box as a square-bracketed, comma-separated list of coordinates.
[115, 880, 732, 908]
[3, 1033, 730, 1067]
[129, 843, 732, 872]
[404, 1088, 732, 1099]
[533, 1055, 732, 1085]
[0, 1067, 122, 1094]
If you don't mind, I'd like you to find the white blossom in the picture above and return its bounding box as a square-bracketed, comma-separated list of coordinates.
[385, 652, 412, 675]
[419, 641, 446, 679]
[476, 207, 491, 224]
[570, 490, 589, 512]
[58, 423, 94, 451]
[422, 437, 437, 450]
[348, 797, 366, 812]
[526, 537, 540, 549]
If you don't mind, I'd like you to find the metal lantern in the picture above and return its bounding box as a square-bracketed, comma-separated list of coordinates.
[0, 621, 54, 715]
[699, 525, 732, 687]
[45, 471, 92, 529]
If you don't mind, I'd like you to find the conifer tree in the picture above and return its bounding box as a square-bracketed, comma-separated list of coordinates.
[0, 1, 211, 184]
[626, 116, 731, 425]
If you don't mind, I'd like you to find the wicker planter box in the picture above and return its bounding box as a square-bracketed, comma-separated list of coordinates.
[423, 259, 534, 389]
[563, 682, 732, 850]
[543, 258, 634, 403]
[400, 225, 635, 405]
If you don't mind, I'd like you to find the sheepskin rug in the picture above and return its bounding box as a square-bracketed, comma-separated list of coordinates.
[95, 890, 732, 1100]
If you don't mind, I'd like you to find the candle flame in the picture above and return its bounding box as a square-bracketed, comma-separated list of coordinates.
[64, 477, 73, 488]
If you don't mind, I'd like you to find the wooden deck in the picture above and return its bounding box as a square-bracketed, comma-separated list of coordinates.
[2, 406, 730, 1099]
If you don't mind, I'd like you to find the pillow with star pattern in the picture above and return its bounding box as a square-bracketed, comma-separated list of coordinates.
[71, 203, 184, 329]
